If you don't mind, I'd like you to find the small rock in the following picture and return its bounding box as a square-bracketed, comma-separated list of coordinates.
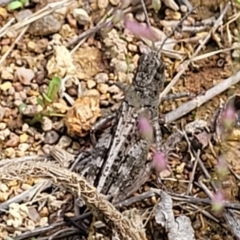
[135, 12, 145, 22]
[180, 5, 188, 13]
[14, 9, 33, 22]
[19, 133, 28, 143]
[232, 42, 240, 59]
[110, 0, 119, 5]
[97, 83, 109, 94]
[15, 67, 35, 86]
[57, 135, 72, 148]
[97, 0, 108, 9]
[52, 120, 65, 131]
[0, 122, 6, 130]
[1, 69, 14, 80]
[4, 147, 15, 158]
[108, 85, 120, 94]
[18, 143, 30, 152]
[73, 8, 91, 25]
[21, 105, 43, 117]
[67, 87, 78, 96]
[94, 72, 109, 83]
[72, 141, 80, 150]
[128, 43, 138, 52]
[0, 183, 8, 192]
[87, 79, 96, 89]
[27, 41, 36, 52]
[22, 123, 29, 132]
[85, 89, 100, 97]
[42, 144, 52, 154]
[41, 117, 53, 132]
[8, 87, 15, 95]
[117, 72, 127, 82]
[0, 7, 7, 19]
[5, 133, 20, 147]
[114, 60, 128, 73]
[0, 128, 10, 140]
[44, 130, 59, 145]
[28, 14, 64, 36]
[13, 82, 23, 92]
[35, 39, 49, 54]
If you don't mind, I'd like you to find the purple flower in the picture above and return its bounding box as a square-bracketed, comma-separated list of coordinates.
[152, 151, 168, 172]
[221, 105, 236, 131]
[123, 17, 158, 41]
[211, 190, 225, 213]
[215, 156, 228, 180]
[138, 116, 153, 141]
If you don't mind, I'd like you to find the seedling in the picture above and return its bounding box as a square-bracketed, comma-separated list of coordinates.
[7, 0, 28, 11]
[19, 77, 64, 125]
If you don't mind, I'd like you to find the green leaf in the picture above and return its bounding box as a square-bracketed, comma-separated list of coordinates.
[42, 92, 52, 104]
[19, 103, 27, 114]
[19, 0, 27, 5]
[46, 77, 61, 102]
[7, 1, 23, 11]
[29, 113, 42, 125]
[37, 97, 44, 107]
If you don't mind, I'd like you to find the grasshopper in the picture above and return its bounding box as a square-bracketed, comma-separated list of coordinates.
[76, 50, 165, 203]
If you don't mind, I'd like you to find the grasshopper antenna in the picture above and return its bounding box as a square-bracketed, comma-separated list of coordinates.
[139, 0, 156, 50]
[157, 4, 199, 55]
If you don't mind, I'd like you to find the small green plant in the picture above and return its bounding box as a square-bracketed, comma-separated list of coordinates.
[19, 77, 64, 125]
[7, 0, 28, 11]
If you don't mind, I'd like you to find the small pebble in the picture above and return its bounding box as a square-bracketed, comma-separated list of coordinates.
[0, 128, 10, 140]
[42, 144, 52, 154]
[85, 89, 100, 97]
[180, 5, 188, 13]
[97, 0, 108, 9]
[73, 8, 91, 25]
[114, 60, 128, 73]
[0, 122, 6, 130]
[108, 85, 120, 94]
[4, 147, 15, 158]
[71, 141, 80, 150]
[135, 11, 145, 22]
[22, 123, 29, 132]
[5, 133, 20, 147]
[128, 43, 138, 52]
[67, 87, 77, 96]
[18, 143, 30, 152]
[15, 67, 35, 86]
[0, 183, 8, 192]
[52, 120, 65, 131]
[110, 0, 119, 5]
[94, 72, 109, 83]
[0, 81, 12, 91]
[97, 83, 109, 94]
[27, 41, 36, 52]
[87, 79, 96, 89]
[57, 135, 72, 148]
[41, 117, 53, 132]
[19, 133, 29, 143]
[44, 130, 59, 145]
[1, 69, 13, 80]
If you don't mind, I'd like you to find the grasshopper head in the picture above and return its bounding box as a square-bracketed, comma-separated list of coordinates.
[134, 50, 165, 89]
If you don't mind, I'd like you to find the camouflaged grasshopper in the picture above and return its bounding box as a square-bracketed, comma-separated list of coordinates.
[74, 1, 194, 203]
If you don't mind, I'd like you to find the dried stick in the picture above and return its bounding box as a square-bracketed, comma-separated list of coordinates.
[159, 2, 231, 100]
[0, 160, 147, 240]
[164, 70, 240, 123]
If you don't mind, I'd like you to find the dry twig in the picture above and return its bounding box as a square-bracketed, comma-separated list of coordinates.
[0, 160, 147, 240]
